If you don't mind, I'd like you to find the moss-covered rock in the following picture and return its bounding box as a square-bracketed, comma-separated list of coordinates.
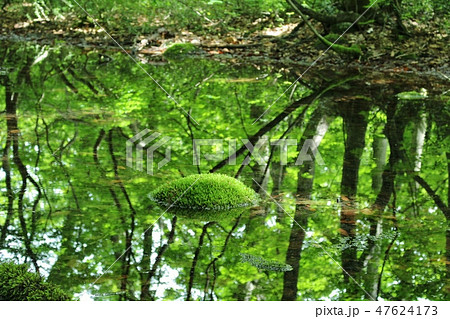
[0, 262, 70, 301]
[150, 174, 258, 212]
[163, 43, 200, 59]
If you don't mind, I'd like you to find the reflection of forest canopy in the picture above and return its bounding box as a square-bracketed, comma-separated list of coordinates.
[0, 26, 449, 301]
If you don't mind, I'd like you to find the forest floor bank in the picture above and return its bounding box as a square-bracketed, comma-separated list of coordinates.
[1, 8, 449, 78]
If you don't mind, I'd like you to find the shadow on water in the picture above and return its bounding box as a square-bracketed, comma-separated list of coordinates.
[0, 40, 449, 301]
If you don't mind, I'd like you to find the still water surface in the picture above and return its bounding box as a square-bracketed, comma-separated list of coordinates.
[0, 41, 449, 300]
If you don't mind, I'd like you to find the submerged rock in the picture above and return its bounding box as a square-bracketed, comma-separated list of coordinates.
[150, 174, 258, 214]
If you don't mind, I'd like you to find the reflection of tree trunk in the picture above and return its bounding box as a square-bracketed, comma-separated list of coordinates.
[373, 105, 404, 210]
[1, 58, 42, 269]
[363, 136, 388, 299]
[411, 114, 427, 172]
[281, 201, 308, 301]
[339, 102, 368, 296]
[282, 108, 333, 300]
[47, 131, 81, 284]
[370, 102, 405, 300]
[2, 81, 40, 272]
[139, 225, 153, 300]
[371, 137, 388, 193]
[94, 128, 129, 298]
[45, 120, 81, 284]
[340, 103, 368, 198]
[408, 113, 427, 216]
[93, 128, 137, 299]
[369, 100, 414, 299]
[360, 100, 408, 299]
[107, 129, 137, 300]
[0, 85, 15, 247]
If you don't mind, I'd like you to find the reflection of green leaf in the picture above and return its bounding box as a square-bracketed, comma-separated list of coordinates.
[239, 253, 293, 272]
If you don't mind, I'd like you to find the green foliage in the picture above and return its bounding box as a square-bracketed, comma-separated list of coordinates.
[150, 173, 259, 211]
[3, 0, 449, 36]
[0, 262, 70, 301]
[401, 0, 449, 20]
[239, 253, 293, 272]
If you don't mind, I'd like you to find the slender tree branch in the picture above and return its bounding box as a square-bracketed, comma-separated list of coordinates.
[413, 175, 450, 220]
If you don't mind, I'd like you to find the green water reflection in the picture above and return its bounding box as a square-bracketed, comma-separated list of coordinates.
[0, 41, 449, 301]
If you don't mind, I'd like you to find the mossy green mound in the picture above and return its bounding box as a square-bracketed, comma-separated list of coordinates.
[0, 262, 70, 301]
[163, 43, 200, 59]
[150, 174, 258, 212]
